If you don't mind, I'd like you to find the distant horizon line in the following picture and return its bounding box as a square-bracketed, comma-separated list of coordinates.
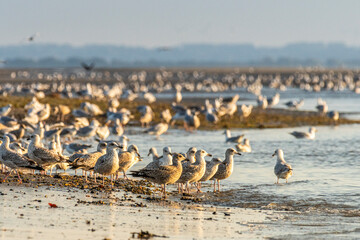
[0, 41, 358, 49]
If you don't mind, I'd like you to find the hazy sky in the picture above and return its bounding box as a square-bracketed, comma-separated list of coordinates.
[1, 0, 360, 47]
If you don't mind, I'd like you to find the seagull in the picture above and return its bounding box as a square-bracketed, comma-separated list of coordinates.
[117, 144, 141, 179]
[64, 143, 92, 154]
[198, 157, 223, 184]
[211, 148, 241, 192]
[27, 134, 68, 175]
[158, 147, 173, 166]
[284, 99, 304, 110]
[0, 136, 43, 183]
[316, 98, 328, 114]
[93, 142, 121, 184]
[70, 142, 107, 182]
[81, 62, 95, 71]
[267, 93, 280, 107]
[111, 119, 124, 136]
[327, 111, 339, 122]
[224, 129, 244, 143]
[144, 122, 168, 138]
[205, 108, 219, 124]
[272, 149, 293, 184]
[141, 147, 161, 171]
[184, 109, 200, 132]
[216, 94, 239, 117]
[160, 109, 172, 123]
[257, 95, 268, 109]
[131, 153, 186, 198]
[235, 138, 252, 153]
[24, 33, 39, 42]
[289, 127, 317, 140]
[76, 120, 98, 139]
[239, 104, 253, 118]
[176, 149, 212, 193]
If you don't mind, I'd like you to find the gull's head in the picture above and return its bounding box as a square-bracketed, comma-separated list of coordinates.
[211, 157, 222, 165]
[272, 149, 284, 158]
[119, 135, 129, 142]
[172, 153, 186, 162]
[196, 149, 212, 158]
[98, 142, 107, 151]
[147, 147, 156, 156]
[226, 148, 241, 156]
[108, 141, 120, 150]
[186, 147, 197, 157]
[309, 127, 317, 133]
[244, 138, 250, 145]
[163, 146, 172, 156]
[129, 144, 140, 157]
[29, 134, 41, 143]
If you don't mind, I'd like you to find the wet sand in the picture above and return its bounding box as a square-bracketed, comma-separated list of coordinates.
[1, 173, 359, 239]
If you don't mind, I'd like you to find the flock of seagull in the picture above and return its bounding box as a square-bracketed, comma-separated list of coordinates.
[0, 67, 343, 198]
[0, 92, 321, 197]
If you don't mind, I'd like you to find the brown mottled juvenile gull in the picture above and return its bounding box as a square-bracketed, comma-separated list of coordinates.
[27, 134, 68, 175]
[131, 153, 186, 197]
[76, 120, 98, 139]
[199, 157, 223, 183]
[70, 142, 107, 181]
[117, 144, 141, 179]
[0, 136, 43, 183]
[64, 142, 92, 154]
[272, 149, 293, 184]
[177, 149, 212, 193]
[211, 148, 241, 192]
[93, 142, 121, 184]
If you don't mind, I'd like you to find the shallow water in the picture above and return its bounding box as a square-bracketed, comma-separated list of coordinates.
[1, 125, 360, 239]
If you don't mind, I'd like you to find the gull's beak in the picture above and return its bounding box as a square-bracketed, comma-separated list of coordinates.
[147, 151, 151, 156]
[137, 152, 141, 158]
[272, 153, 276, 157]
[235, 151, 242, 155]
[207, 153, 212, 157]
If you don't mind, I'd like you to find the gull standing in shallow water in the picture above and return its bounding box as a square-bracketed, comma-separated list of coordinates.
[272, 149, 293, 184]
[289, 127, 317, 140]
[224, 129, 244, 143]
[236, 138, 252, 153]
[211, 148, 241, 192]
[198, 158, 223, 186]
